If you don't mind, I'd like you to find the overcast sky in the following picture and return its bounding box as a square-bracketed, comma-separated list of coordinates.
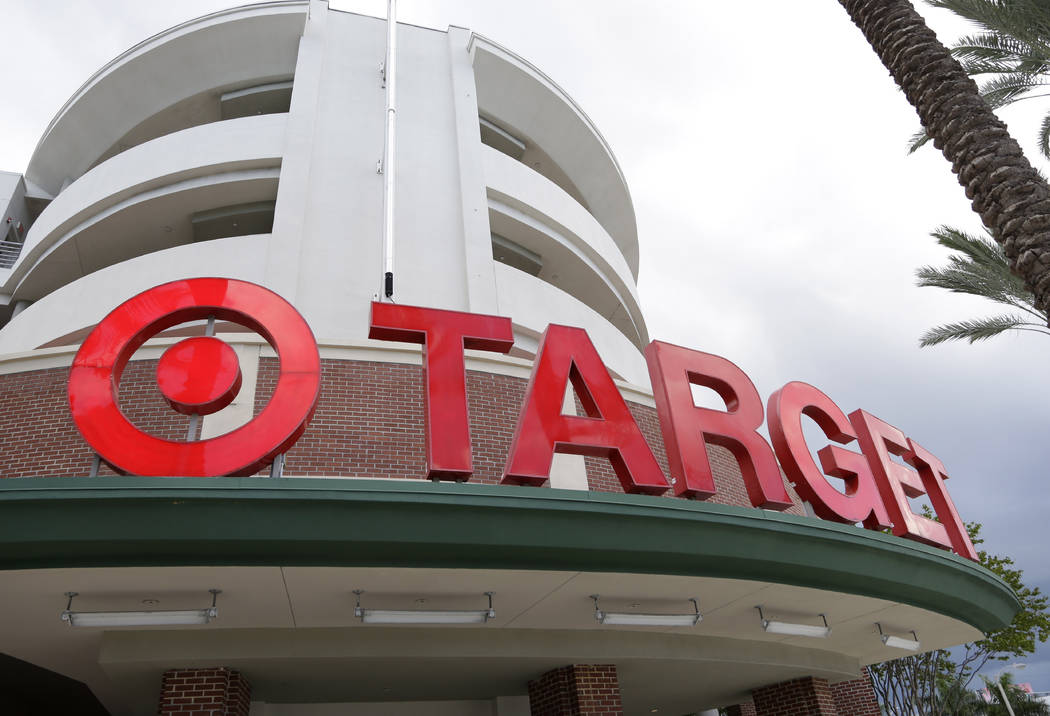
[2, 0, 1048, 694]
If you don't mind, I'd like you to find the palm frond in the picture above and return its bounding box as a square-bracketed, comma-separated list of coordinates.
[979, 73, 1049, 108]
[918, 227, 1040, 313]
[919, 314, 1044, 346]
[918, 264, 1035, 309]
[930, 225, 1007, 265]
[908, 128, 933, 153]
[959, 57, 1038, 75]
[1040, 111, 1050, 159]
[927, 0, 1050, 46]
[953, 32, 1045, 67]
[916, 227, 1050, 346]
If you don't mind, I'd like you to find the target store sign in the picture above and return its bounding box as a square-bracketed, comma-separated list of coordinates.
[68, 278, 978, 561]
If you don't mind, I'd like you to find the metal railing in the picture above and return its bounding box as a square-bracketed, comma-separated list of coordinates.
[0, 239, 23, 269]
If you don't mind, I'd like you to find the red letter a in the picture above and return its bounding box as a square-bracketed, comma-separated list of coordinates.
[502, 325, 669, 495]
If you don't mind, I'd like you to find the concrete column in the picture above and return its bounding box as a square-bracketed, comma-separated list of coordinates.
[158, 667, 252, 716]
[527, 664, 623, 716]
[264, 0, 328, 304]
[751, 676, 838, 716]
[447, 26, 499, 314]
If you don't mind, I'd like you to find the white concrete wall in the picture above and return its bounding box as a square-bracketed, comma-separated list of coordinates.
[0, 3, 649, 378]
[494, 263, 648, 386]
[2, 114, 285, 298]
[484, 146, 645, 347]
[470, 36, 639, 275]
[0, 235, 267, 353]
[26, 3, 307, 196]
[264, 9, 474, 342]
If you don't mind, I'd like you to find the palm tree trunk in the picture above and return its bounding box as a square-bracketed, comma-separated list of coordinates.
[837, 0, 1050, 319]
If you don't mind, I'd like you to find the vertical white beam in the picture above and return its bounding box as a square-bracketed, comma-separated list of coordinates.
[381, 0, 398, 299]
[265, 0, 328, 304]
[448, 28, 499, 313]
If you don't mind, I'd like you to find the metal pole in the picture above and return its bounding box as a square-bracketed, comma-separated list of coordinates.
[996, 678, 1017, 716]
[381, 0, 398, 300]
[185, 315, 216, 441]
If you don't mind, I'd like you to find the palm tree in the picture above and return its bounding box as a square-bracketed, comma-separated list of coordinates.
[941, 675, 990, 714]
[979, 671, 1050, 715]
[917, 225, 1050, 345]
[835, 0, 1050, 322]
[908, 0, 1050, 159]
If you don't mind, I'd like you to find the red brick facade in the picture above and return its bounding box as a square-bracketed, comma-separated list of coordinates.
[830, 669, 881, 716]
[157, 667, 251, 716]
[0, 356, 807, 515]
[725, 703, 757, 716]
[0, 360, 196, 479]
[527, 664, 623, 716]
[751, 676, 838, 716]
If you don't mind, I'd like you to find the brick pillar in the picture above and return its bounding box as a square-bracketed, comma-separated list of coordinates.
[830, 668, 880, 716]
[751, 676, 838, 716]
[158, 667, 252, 716]
[725, 703, 757, 716]
[527, 664, 623, 716]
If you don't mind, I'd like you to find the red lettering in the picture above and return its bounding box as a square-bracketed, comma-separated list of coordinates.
[644, 340, 791, 509]
[503, 325, 668, 494]
[903, 438, 978, 560]
[850, 409, 972, 557]
[369, 302, 514, 480]
[767, 382, 890, 528]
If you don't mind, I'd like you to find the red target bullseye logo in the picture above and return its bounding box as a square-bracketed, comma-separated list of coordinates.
[157, 336, 243, 416]
[68, 278, 320, 476]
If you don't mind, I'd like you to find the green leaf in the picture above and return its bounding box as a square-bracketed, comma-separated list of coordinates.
[916, 227, 1036, 309]
[1040, 111, 1050, 159]
[979, 73, 1048, 108]
[908, 128, 933, 153]
[919, 314, 1036, 346]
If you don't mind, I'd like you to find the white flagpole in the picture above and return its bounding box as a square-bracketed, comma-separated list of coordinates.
[381, 0, 398, 300]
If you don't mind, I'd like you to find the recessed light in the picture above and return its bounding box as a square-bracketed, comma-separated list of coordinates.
[142, 599, 159, 607]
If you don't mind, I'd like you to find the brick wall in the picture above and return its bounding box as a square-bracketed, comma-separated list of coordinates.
[527, 664, 622, 716]
[725, 703, 757, 716]
[0, 359, 196, 479]
[0, 366, 90, 478]
[830, 669, 880, 716]
[0, 356, 806, 515]
[751, 676, 838, 716]
[157, 667, 251, 716]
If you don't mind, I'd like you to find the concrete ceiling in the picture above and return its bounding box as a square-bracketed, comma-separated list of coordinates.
[1, 564, 981, 716]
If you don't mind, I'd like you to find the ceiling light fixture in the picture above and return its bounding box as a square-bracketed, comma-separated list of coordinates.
[876, 623, 920, 651]
[61, 590, 220, 627]
[590, 595, 702, 627]
[353, 590, 495, 625]
[756, 606, 830, 638]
